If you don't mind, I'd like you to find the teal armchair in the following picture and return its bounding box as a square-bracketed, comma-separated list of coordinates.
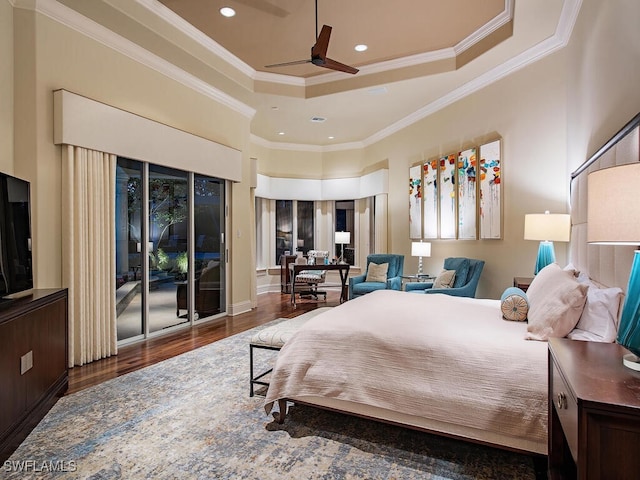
[349, 254, 404, 300]
[406, 257, 485, 298]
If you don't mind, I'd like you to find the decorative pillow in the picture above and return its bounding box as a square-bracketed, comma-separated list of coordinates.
[365, 262, 389, 283]
[433, 269, 456, 289]
[443, 258, 470, 288]
[525, 263, 588, 341]
[500, 287, 529, 322]
[567, 285, 623, 342]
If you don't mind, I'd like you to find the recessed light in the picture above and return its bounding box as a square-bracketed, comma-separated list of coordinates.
[354, 44, 368, 52]
[328, 136, 335, 139]
[278, 132, 285, 135]
[366, 86, 388, 95]
[220, 7, 236, 17]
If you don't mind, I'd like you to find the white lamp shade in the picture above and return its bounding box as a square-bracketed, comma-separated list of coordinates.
[335, 231, 351, 244]
[588, 163, 640, 245]
[411, 241, 431, 257]
[524, 212, 571, 242]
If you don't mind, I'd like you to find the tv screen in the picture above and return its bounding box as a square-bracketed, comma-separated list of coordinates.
[0, 173, 33, 298]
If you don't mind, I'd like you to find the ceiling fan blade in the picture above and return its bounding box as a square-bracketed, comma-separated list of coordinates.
[311, 25, 332, 59]
[320, 57, 359, 75]
[233, 0, 289, 17]
[265, 59, 312, 68]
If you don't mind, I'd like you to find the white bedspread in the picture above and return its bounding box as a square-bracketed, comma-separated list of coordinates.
[264, 289, 549, 450]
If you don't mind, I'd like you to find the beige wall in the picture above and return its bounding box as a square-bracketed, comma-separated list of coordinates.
[252, 51, 570, 299]
[565, 0, 640, 173]
[0, 0, 12, 174]
[250, 0, 640, 299]
[4, 0, 639, 307]
[11, 7, 254, 311]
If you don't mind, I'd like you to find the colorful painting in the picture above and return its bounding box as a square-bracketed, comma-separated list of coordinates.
[439, 154, 457, 239]
[479, 139, 502, 239]
[422, 158, 438, 238]
[457, 148, 477, 239]
[409, 164, 422, 239]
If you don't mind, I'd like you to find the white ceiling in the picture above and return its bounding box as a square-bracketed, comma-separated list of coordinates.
[54, 0, 574, 149]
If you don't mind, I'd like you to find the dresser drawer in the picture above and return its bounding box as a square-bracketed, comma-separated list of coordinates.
[551, 361, 578, 461]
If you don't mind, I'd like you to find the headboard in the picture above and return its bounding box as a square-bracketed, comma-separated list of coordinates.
[569, 112, 640, 292]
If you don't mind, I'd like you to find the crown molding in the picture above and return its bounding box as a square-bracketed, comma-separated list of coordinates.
[250, 134, 365, 153]
[13, 0, 581, 152]
[454, 0, 514, 55]
[18, 0, 255, 119]
[134, 0, 256, 79]
[251, 0, 582, 152]
[134, 0, 515, 89]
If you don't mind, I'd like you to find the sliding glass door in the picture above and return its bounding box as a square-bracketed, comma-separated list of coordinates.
[148, 165, 189, 333]
[115, 158, 226, 343]
[193, 175, 225, 318]
[115, 158, 144, 341]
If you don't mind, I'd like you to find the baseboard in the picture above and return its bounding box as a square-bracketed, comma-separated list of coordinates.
[228, 300, 253, 316]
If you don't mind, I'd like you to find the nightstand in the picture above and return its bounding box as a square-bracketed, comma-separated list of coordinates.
[548, 338, 640, 479]
[513, 276, 534, 292]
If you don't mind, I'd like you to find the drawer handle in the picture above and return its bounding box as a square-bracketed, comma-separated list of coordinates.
[556, 392, 567, 410]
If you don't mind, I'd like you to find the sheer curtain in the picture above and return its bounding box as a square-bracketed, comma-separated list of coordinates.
[62, 145, 117, 367]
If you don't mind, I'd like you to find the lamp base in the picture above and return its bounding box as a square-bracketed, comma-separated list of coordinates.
[534, 241, 556, 275]
[623, 353, 640, 371]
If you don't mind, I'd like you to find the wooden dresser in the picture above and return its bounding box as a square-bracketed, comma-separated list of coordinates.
[548, 337, 640, 479]
[0, 289, 68, 462]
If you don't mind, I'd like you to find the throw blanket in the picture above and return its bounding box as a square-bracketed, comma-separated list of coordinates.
[265, 290, 548, 449]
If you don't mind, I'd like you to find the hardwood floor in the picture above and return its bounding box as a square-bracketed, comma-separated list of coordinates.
[67, 291, 342, 395]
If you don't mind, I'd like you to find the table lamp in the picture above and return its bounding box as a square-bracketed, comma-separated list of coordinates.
[411, 241, 431, 276]
[524, 211, 571, 274]
[588, 163, 640, 371]
[335, 231, 351, 264]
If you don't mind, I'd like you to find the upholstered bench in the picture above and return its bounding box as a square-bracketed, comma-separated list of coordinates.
[249, 307, 331, 396]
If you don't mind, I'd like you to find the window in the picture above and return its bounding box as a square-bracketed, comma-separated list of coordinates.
[336, 200, 355, 265]
[255, 197, 365, 268]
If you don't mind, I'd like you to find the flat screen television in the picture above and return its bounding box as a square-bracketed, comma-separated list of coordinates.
[0, 172, 33, 298]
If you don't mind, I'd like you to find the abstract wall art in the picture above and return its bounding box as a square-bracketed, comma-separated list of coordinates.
[409, 164, 422, 239]
[439, 154, 457, 239]
[457, 147, 477, 239]
[422, 158, 439, 238]
[479, 139, 502, 239]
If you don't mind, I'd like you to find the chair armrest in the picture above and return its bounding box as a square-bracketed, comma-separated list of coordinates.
[405, 281, 434, 292]
[424, 287, 470, 297]
[386, 276, 402, 291]
[349, 274, 366, 289]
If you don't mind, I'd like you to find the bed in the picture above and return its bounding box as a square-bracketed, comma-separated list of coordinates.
[263, 112, 640, 457]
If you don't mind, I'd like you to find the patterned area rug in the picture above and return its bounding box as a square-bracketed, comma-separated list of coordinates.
[7, 318, 545, 479]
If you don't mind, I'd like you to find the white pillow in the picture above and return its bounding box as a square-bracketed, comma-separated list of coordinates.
[365, 262, 389, 283]
[567, 285, 623, 343]
[525, 263, 588, 341]
[433, 269, 456, 288]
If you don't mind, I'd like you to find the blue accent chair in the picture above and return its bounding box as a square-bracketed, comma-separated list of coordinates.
[349, 254, 404, 300]
[405, 257, 485, 298]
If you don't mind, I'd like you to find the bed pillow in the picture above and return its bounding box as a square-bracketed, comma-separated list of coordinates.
[500, 287, 529, 322]
[525, 263, 588, 341]
[567, 285, 623, 342]
[443, 258, 470, 288]
[365, 262, 389, 282]
[433, 269, 456, 288]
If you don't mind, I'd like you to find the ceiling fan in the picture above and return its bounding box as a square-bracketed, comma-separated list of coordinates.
[265, 0, 359, 75]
